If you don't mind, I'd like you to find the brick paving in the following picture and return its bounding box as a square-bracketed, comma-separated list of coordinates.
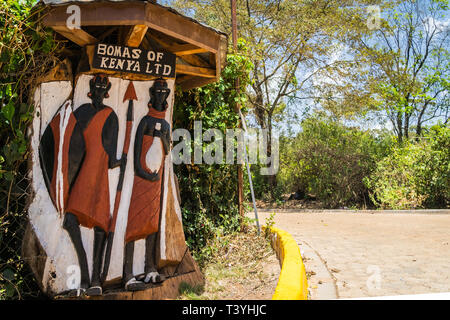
[254, 209, 450, 299]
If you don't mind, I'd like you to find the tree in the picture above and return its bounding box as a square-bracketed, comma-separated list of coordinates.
[317, 0, 449, 142]
[173, 0, 377, 193]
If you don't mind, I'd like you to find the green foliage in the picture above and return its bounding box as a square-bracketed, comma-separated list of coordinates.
[320, 0, 450, 142]
[263, 212, 276, 238]
[277, 116, 392, 208]
[0, 0, 60, 300]
[366, 125, 450, 209]
[173, 50, 253, 264]
[245, 163, 283, 202]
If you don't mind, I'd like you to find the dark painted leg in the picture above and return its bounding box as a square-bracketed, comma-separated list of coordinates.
[144, 233, 163, 283]
[123, 241, 134, 284]
[86, 227, 106, 296]
[63, 213, 90, 293]
[123, 241, 146, 291]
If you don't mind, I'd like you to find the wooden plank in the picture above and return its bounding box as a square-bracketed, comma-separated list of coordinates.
[43, 2, 227, 88]
[43, 2, 148, 27]
[126, 24, 149, 47]
[149, 32, 212, 68]
[179, 55, 211, 68]
[52, 26, 98, 47]
[158, 177, 188, 268]
[171, 44, 208, 56]
[144, 3, 219, 53]
[176, 64, 216, 78]
[140, 34, 155, 51]
[178, 76, 218, 91]
[43, 2, 222, 53]
[216, 34, 228, 80]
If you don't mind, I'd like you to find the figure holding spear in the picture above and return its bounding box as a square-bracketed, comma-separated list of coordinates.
[123, 79, 171, 291]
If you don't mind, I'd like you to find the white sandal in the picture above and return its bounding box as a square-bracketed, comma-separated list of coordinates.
[144, 271, 162, 284]
[125, 277, 146, 291]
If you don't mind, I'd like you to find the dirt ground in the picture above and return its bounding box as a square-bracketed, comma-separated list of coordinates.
[256, 199, 325, 210]
[178, 229, 280, 300]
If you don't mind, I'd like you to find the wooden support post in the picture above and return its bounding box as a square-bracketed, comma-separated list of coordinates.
[178, 76, 218, 91]
[230, 0, 245, 226]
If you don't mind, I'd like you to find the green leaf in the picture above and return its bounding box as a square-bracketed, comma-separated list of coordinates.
[2, 268, 15, 281]
[4, 283, 15, 298]
[1, 102, 15, 122]
[4, 171, 14, 181]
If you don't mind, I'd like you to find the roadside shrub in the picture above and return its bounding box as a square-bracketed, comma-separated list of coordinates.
[366, 125, 450, 209]
[277, 117, 390, 208]
[246, 163, 284, 202]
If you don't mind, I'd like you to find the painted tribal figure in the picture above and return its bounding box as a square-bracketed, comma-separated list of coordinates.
[123, 79, 171, 291]
[41, 74, 124, 296]
[65, 75, 125, 296]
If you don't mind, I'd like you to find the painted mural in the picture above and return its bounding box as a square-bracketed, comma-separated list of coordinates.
[28, 72, 188, 297]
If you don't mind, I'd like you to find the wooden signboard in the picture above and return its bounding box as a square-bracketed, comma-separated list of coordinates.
[92, 44, 176, 78]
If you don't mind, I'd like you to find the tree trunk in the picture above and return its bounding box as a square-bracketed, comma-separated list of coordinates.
[404, 113, 410, 140]
[265, 113, 277, 195]
[397, 112, 403, 143]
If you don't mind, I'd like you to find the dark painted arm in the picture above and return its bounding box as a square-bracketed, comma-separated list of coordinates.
[161, 123, 171, 156]
[67, 122, 86, 190]
[102, 111, 123, 169]
[134, 118, 160, 181]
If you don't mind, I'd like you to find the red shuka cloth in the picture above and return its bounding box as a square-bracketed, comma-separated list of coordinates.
[66, 107, 113, 231]
[125, 108, 167, 243]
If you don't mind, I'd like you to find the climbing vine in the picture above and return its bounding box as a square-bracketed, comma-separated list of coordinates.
[173, 44, 253, 264]
[0, 0, 63, 299]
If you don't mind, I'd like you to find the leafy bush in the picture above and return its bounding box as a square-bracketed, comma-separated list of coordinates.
[277, 117, 391, 208]
[1, 0, 62, 299]
[245, 163, 284, 202]
[366, 125, 450, 209]
[173, 49, 253, 264]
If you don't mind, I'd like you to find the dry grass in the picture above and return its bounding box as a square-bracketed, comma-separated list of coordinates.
[178, 227, 280, 300]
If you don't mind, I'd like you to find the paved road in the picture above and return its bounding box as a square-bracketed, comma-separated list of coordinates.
[253, 209, 450, 299]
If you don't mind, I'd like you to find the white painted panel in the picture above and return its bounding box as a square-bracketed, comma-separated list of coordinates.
[29, 81, 74, 294]
[133, 239, 145, 276]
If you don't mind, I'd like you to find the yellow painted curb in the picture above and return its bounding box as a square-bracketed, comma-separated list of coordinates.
[266, 226, 308, 300]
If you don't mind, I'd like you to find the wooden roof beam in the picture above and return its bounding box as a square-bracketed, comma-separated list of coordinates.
[149, 32, 213, 69]
[171, 44, 208, 56]
[149, 33, 208, 56]
[176, 65, 216, 78]
[126, 24, 149, 47]
[52, 26, 98, 47]
[177, 76, 218, 91]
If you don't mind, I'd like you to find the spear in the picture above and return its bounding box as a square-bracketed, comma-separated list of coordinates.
[101, 81, 137, 283]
